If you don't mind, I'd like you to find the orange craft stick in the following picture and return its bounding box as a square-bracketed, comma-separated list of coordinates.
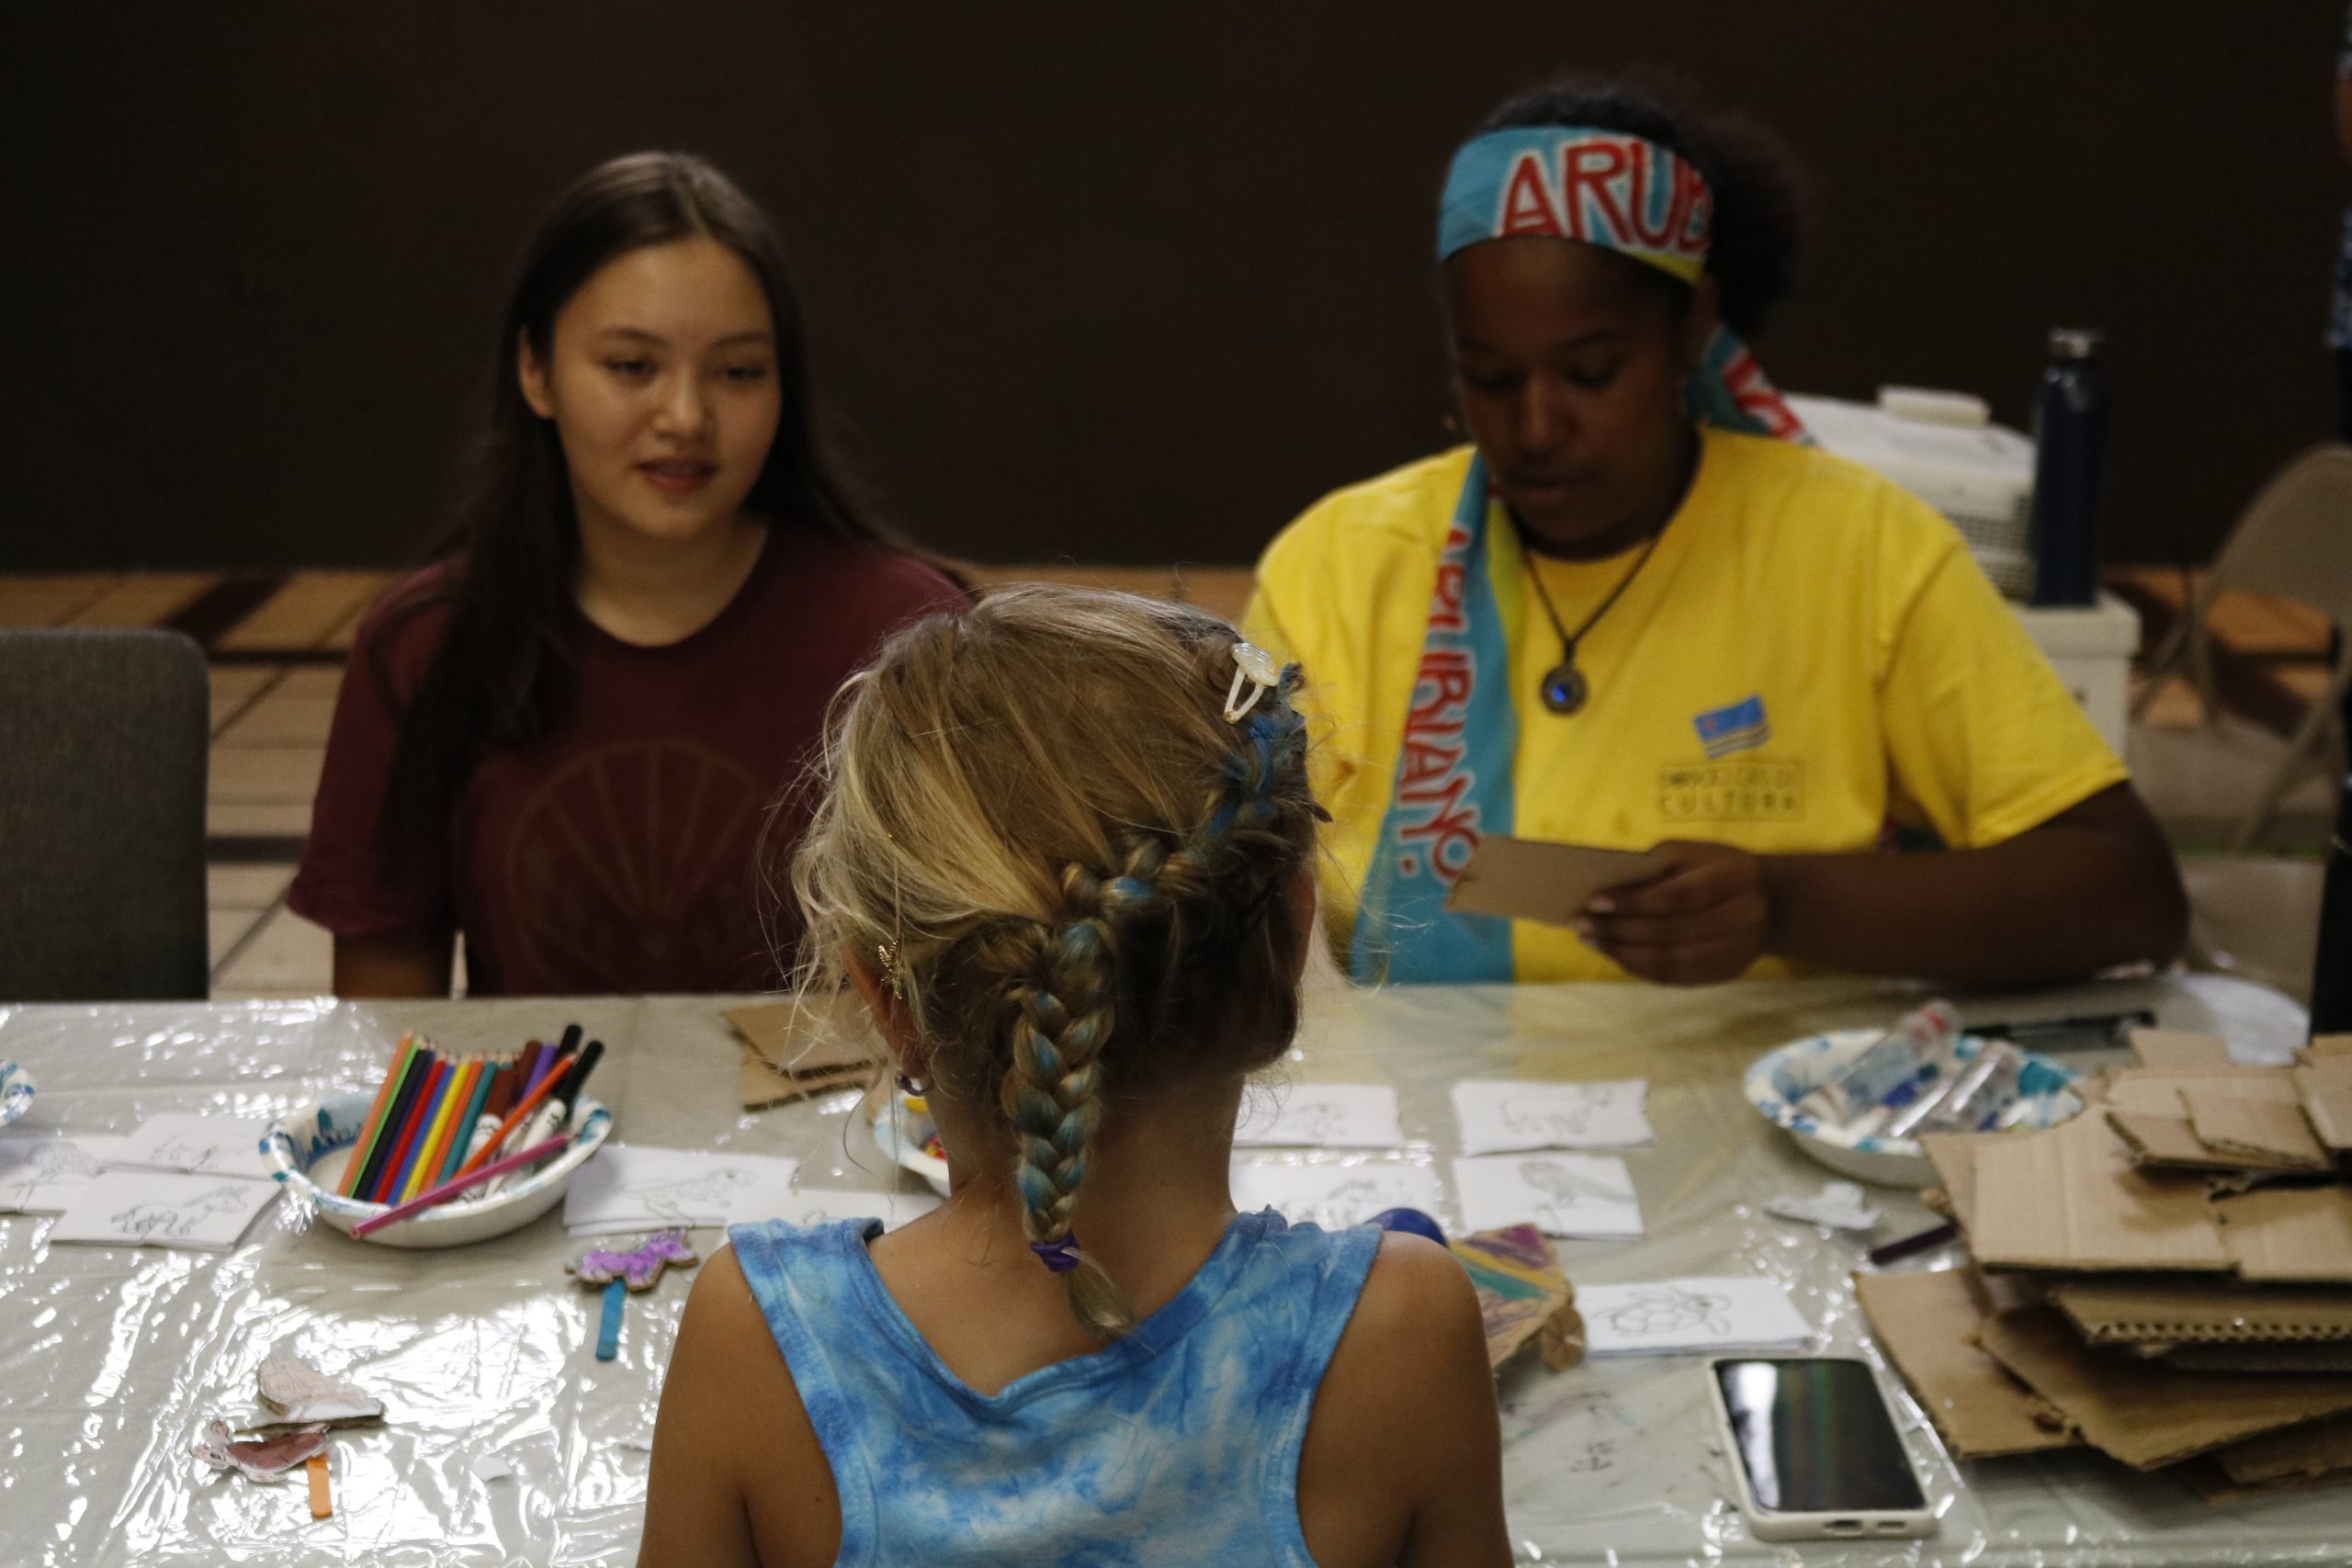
[307, 1451, 332, 1518]
[452, 1048, 582, 1181]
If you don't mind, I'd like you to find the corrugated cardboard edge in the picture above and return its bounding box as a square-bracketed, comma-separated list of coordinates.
[2182, 1089, 2333, 1171]
[2180, 1456, 2352, 1503]
[2047, 1276, 2352, 1345]
[739, 1049, 874, 1111]
[1973, 1303, 2352, 1470]
[2127, 1029, 2235, 1070]
[2215, 1411, 2352, 1484]
[2215, 1186, 2352, 1282]
[1967, 1112, 2232, 1273]
[1917, 1133, 1979, 1233]
[2165, 1342, 2352, 1373]
[2105, 1108, 2306, 1174]
[1853, 1269, 2075, 1457]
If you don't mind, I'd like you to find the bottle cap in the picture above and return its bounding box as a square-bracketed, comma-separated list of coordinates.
[2048, 327, 2103, 359]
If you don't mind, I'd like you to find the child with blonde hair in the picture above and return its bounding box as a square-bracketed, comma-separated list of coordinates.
[638, 586, 1509, 1566]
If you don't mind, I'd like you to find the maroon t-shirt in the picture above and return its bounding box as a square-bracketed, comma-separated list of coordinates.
[288, 528, 965, 995]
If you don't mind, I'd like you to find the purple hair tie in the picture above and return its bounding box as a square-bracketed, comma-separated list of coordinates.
[1029, 1234, 1083, 1274]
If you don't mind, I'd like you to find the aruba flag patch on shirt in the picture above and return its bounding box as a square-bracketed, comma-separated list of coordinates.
[1693, 694, 1770, 758]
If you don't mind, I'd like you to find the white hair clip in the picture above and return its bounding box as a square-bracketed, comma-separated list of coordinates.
[1223, 641, 1282, 723]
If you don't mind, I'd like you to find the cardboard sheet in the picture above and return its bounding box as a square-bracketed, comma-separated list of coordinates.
[726, 998, 882, 1111]
[1853, 1268, 2076, 1458]
[2295, 1066, 2352, 1152]
[2103, 1108, 2305, 1174]
[1973, 1303, 2352, 1470]
[1442, 836, 1669, 927]
[2214, 1186, 2352, 1282]
[1918, 1132, 1979, 1233]
[1448, 1224, 1584, 1373]
[1966, 1114, 2232, 1273]
[2104, 1069, 2300, 1118]
[2126, 1029, 2236, 1070]
[2182, 1090, 2331, 1171]
[2046, 1275, 2352, 1345]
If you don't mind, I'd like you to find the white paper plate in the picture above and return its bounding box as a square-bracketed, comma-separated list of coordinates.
[870, 1091, 952, 1198]
[0, 1060, 31, 1127]
[262, 1090, 611, 1248]
[1744, 1029, 2081, 1188]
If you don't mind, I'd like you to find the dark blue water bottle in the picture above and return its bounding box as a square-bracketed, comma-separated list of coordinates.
[2028, 328, 2108, 607]
[2312, 774, 2352, 1034]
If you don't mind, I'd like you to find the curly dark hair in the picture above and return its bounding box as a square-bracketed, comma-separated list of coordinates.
[1474, 76, 1806, 339]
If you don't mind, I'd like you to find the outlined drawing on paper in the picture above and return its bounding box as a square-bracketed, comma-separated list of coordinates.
[1519, 1157, 1634, 1209]
[1589, 1283, 1736, 1342]
[109, 1183, 253, 1241]
[0, 1140, 104, 1202]
[632, 1167, 759, 1223]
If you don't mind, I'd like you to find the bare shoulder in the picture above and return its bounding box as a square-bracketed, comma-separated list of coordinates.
[640, 1245, 841, 1568]
[1298, 1234, 1510, 1568]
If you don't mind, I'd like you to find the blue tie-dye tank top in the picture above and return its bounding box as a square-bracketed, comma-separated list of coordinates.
[727, 1209, 1381, 1567]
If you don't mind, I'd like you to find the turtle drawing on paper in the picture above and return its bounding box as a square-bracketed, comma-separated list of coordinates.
[1592, 1284, 1736, 1341]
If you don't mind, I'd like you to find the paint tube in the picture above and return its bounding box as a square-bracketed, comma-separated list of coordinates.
[1797, 1000, 1962, 1130]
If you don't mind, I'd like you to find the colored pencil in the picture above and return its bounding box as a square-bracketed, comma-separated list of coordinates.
[438, 1058, 498, 1186]
[453, 1042, 594, 1181]
[378, 1059, 447, 1204]
[408, 1060, 476, 1201]
[509, 1043, 543, 1109]
[338, 1034, 416, 1197]
[349, 1133, 572, 1237]
[354, 1046, 435, 1202]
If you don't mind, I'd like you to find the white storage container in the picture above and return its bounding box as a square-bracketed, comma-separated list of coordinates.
[1785, 389, 2037, 597]
[2014, 593, 2141, 756]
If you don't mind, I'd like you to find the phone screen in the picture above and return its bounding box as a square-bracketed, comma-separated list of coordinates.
[1714, 1358, 1927, 1515]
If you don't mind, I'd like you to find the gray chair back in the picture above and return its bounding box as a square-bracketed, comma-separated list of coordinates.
[0, 627, 209, 999]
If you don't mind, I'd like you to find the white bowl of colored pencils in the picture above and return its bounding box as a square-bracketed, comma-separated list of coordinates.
[262, 1025, 612, 1249]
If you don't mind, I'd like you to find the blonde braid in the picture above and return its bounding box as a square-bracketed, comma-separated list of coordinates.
[1001, 865, 1135, 1337]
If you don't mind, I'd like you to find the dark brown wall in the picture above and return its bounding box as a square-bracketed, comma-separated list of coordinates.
[1, 3, 2337, 571]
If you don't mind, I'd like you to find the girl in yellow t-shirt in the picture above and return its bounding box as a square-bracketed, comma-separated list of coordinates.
[1244, 78, 2184, 987]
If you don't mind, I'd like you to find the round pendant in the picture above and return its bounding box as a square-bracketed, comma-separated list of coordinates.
[1540, 662, 1588, 716]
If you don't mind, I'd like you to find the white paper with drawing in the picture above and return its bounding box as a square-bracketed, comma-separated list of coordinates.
[727, 1185, 942, 1230]
[1452, 1153, 1644, 1238]
[563, 1145, 799, 1235]
[1231, 1161, 1442, 1230]
[115, 1113, 274, 1179]
[1234, 1085, 1404, 1149]
[1577, 1277, 1814, 1357]
[1452, 1079, 1652, 1153]
[48, 1170, 278, 1250]
[0, 1135, 130, 1213]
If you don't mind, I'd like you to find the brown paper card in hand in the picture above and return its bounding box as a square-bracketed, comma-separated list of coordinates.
[1442, 836, 1669, 926]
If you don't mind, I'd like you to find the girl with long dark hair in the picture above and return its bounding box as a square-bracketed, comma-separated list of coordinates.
[290, 152, 964, 996]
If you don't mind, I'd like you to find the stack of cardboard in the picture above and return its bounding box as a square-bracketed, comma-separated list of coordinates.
[1856, 1032, 2352, 1498]
[726, 997, 882, 1111]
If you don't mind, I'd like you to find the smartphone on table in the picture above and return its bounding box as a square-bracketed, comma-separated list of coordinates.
[1703, 1356, 1936, 1542]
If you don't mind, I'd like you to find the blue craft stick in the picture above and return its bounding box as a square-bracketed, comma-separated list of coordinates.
[595, 1279, 626, 1362]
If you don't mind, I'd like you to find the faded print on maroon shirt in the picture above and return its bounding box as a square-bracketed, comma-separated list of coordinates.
[288, 527, 965, 995]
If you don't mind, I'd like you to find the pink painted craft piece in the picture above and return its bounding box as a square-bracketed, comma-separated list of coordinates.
[570, 1228, 698, 1292]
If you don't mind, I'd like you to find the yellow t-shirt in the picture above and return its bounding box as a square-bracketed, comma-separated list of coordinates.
[1242, 429, 2129, 981]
